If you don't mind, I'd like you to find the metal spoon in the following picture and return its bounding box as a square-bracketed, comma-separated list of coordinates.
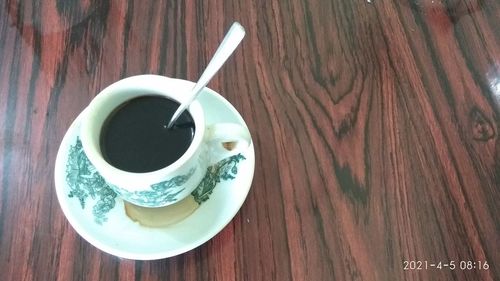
[167, 22, 246, 128]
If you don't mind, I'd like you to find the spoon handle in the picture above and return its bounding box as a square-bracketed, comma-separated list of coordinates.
[167, 22, 246, 128]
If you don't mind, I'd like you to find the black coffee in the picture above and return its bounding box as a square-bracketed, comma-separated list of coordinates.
[100, 96, 195, 173]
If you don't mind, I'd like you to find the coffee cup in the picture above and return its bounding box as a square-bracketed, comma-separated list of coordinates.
[80, 75, 251, 207]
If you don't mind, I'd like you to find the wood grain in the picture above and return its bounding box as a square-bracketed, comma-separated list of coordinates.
[0, 0, 499, 280]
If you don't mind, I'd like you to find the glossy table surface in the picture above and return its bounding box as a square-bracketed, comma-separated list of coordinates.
[0, 0, 499, 280]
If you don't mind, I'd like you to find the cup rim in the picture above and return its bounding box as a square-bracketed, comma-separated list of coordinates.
[80, 75, 206, 185]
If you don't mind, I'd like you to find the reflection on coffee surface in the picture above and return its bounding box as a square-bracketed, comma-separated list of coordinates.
[100, 96, 195, 173]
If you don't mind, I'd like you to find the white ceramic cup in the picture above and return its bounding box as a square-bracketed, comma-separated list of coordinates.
[80, 75, 251, 207]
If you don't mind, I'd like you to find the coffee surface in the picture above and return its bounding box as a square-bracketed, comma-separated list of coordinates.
[100, 96, 195, 173]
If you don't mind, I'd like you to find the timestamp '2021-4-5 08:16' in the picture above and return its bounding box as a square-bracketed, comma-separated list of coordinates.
[403, 260, 489, 270]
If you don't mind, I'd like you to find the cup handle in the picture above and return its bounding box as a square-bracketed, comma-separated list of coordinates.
[204, 123, 251, 164]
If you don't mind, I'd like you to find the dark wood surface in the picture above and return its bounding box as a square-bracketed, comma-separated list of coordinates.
[1, 0, 499, 280]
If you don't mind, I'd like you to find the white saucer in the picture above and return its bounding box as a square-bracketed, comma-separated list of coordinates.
[54, 85, 255, 260]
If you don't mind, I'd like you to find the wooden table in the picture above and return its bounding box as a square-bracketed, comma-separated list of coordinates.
[1, 0, 498, 280]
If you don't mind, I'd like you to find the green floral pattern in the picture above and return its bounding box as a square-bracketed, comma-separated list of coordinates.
[191, 154, 246, 204]
[66, 139, 117, 224]
[110, 168, 196, 207]
[66, 137, 246, 224]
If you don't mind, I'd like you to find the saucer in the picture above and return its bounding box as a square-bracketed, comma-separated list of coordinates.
[54, 83, 255, 260]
